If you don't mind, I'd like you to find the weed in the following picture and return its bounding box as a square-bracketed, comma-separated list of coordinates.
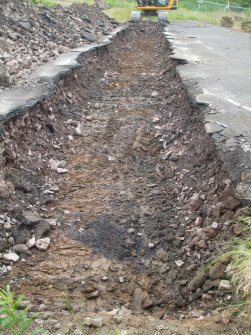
[0, 285, 40, 335]
[108, 330, 121, 335]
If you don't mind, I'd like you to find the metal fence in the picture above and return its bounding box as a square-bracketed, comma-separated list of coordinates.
[197, 0, 248, 12]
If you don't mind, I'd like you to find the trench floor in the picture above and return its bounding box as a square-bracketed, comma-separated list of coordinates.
[2, 23, 246, 334]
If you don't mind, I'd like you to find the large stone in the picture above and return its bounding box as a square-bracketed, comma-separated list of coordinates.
[84, 317, 104, 328]
[189, 193, 203, 211]
[12, 244, 29, 253]
[35, 237, 50, 251]
[12, 228, 31, 244]
[218, 279, 232, 291]
[188, 268, 208, 291]
[34, 220, 50, 239]
[209, 262, 228, 280]
[2, 251, 19, 262]
[82, 31, 97, 42]
[22, 211, 42, 226]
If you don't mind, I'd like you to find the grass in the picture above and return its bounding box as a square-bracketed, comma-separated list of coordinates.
[208, 210, 251, 299]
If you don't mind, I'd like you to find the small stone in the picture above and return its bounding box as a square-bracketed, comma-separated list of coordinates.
[56, 168, 68, 174]
[212, 222, 219, 229]
[118, 276, 124, 283]
[152, 116, 160, 123]
[12, 244, 29, 253]
[74, 123, 82, 136]
[35, 238, 50, 251]
[85, 317, 103, 328]
[151, 91, 158, 97]
[34, 221, 50, 239]
[148, 242, 155, 248]
[118, 307, 132, 316]
[113, 315, 122, 324]
[26, 236, 36, 249]
[195, 217, 203, 226]
[86, 115, 93, 121]
[127, 228, 135, 234]
[218, 279, 232, 291]
[190, 193, 203, 211]
[86, 290, 100, 299]
[2, 252, 19, 262]
[175, 260, 184, 267]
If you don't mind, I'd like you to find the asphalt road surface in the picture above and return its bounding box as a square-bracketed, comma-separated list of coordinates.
[166, 21, 251, 199]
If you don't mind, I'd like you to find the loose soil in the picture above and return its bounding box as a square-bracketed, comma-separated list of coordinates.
[0, 23, 248, 334]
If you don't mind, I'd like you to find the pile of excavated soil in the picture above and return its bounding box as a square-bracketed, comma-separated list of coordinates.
[0, 0, 118, 87]
[0, 22, 247, 335]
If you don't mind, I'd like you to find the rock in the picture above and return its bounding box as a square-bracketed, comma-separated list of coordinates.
[56, 168, 68, 174]
[151, 91, 158, 97]
[34, 220, 50, 239]
[86, 115, 94, 121]
[113, 315, 123, 324]
[189, 193, 203, 211]
[196, 239, 207, 249]
[222, 196, 240, 210]
[12, 228, 31, 244]
[175, 260, 184, 267]
[221, 16, 234, 28]
[82, 31, 97, 42]
[85, 317, 104, 328]
[0, 238, 7, 252]
[218, 279, 232, 291]
[2, 251, 19, 262]
[195, 216, 203, 226]
[142, 298, 154, 309]
[118, 307, 132, 316]
[132, 287, 144, 312]
[35, 237, 50, 251]
[209, 262, 228, 280]
[26, 236, 36, 249]
[189, 269, 208, 291]
[0, 173, 14, 199]
[74, 123, 82, 136]
[86, 290, 100, 299]
[212, 222, 219, 230]
[12, 244, 29, 253]
[22, 211, 42, 226]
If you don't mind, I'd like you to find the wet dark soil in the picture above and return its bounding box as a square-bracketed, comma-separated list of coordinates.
[0, 23, 240, 322]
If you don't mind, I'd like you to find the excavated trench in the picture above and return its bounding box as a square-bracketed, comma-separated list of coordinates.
[0, 23, 240, 322]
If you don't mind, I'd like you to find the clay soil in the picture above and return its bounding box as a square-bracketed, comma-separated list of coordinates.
[0, 23, 248, 334]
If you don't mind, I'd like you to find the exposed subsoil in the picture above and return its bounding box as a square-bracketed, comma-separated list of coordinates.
[0, 22, 247, 334]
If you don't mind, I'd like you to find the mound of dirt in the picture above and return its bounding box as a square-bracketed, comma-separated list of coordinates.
[0, 0, 118, 87]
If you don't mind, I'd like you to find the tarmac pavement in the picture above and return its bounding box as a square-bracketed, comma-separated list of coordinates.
[165, 21, 251, 201]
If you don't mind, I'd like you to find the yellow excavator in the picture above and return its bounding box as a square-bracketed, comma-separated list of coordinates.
[131, 0, 178, 22]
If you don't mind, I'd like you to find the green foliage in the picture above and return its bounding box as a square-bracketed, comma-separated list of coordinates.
[0, 285, 39, 335]
[208, 211, 251, 298]
[31, 0, 57, 7]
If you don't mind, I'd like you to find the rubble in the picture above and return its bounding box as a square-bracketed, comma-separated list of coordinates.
[0, 0, 118, 87]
